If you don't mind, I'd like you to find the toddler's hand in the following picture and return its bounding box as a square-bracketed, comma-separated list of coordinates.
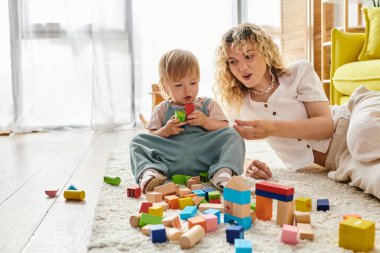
[187, 110, 208, 126]
[163, 117, 186, 136]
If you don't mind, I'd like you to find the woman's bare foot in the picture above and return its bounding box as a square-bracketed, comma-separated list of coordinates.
[244, 159, 272, 179]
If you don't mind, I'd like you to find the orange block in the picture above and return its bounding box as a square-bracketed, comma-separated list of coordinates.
[188, 216, 206, 231]
[343, 214, 362, 220]
[255, 195, 273, 221]
[164, 195, 180, 209]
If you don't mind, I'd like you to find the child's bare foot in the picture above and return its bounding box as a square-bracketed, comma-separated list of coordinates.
[245, 159, 272, 179]
[139, 169, 167, 193]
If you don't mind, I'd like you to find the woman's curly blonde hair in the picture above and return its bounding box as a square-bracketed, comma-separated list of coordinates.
[158, 48, 200, 100]
[214, 23, 288, 112]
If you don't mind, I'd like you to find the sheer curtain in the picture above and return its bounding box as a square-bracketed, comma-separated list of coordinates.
[8, 0, 133, 133]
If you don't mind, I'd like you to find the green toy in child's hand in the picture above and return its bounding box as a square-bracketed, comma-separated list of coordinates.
[104, 175, 121, 186]
[175, 110, 186, 122]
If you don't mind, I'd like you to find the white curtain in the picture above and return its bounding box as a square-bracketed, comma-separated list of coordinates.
[8, 0, 133, 133]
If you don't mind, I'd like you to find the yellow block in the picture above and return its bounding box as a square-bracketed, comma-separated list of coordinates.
[64, 190, 85, 201]
[149, 206, 163, 217]
[339, 217, 375, 252]
[179, 197, 193, 210]
[295, 197, 312, 212]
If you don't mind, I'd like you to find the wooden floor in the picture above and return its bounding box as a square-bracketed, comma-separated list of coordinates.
[0, 129, 142, 253]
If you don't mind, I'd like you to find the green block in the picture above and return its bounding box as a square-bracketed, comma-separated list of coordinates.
[250, 202, 256, 211]
[208, 191, 221, 200]
[200, 199, 208, 204]
[172, 174, 188, 185]
[103, 175, 121, 186]
[199, 171, 209, 182]
[138, 213, 163, 227]
[175, 110, 186, 122]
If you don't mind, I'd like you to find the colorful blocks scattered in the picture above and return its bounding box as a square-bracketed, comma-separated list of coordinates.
[126, 186, 141, 198]
[235, 239, 252, 253]
[281, 224, 298, 245]
[150, 224, 167, 243]
[317, 199, 329, 211]
[339, 217, 375, 252]
[295, 197, 312, 212]
[226, 225, 244, 244]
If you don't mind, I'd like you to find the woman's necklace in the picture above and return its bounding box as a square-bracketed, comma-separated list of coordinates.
[249, 73, 275, 96]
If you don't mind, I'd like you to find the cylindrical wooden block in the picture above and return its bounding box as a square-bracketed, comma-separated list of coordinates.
[129, 213, 142, 228]
[166, 228, 183, 241]
[104, 176, 121, 186]
[179, 225, 205, 249]
[64, 190, 85, 201]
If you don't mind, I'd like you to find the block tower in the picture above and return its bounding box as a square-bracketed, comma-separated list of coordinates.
[223, 176, 252, 230]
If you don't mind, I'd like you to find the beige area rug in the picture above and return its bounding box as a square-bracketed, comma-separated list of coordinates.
[88, 140, 380, 253]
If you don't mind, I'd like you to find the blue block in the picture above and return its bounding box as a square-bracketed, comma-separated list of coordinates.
[150, 224, 167, 243]
[255, 189, 293, 202]
[203, 208, 221, 224]
[67, 184, 78, 190]
[224, 213, 252, 230]
[224, 188, 250, 204]
[192, 189, 206, 197]
[226, 225, 244, 244]
[317, 199, 329, 211]
[180, 206, 197, 220]
[235, 239, 252, 253]
[202, 187, 216, 201]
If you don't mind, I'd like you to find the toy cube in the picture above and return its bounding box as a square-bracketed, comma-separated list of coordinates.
[200, 214, 218, 232]
[297, 223, 314, 240]
[199, 171, 209, 182]
[188, 216, 206, 230]
[175, 110, 186, 122]
[179, 188, 192, 197]
[164, 195, 179, 209]
[149, 206, 163, 217]
[191, 184, 202, 190]
[146, 192, 162, 203]
[317, 198, 329, 211]
[281, 224, 298, 245]
[226, 225, 244, 244]
[192, 196, 205, 206]
[180, 206, 198, 220]
[294, 211, 310, 224]
[139, 202, 153, 213]
[339, 217, 375, 252]
[255, 195, 273, 221]
[153, 202, 169, 211]
[150, 224, 167, 243]
[295, 197, 312, 212]
[126, 186, 141, 198]
[192, 189, 206, 197]
[186, 179, 197, 189]
[203, 208, 221, 224]
[235, 239, 252, 253]
[179, 197, 194, 210]
[202, 187, 216, 201]
[208, 191, 221, 200]
[162, 215, 181, 228]
[185, 103, 195, 115]
[138, 213, 163, 227]
[250, 203, 256, 211]
[343, 214, 361, 220]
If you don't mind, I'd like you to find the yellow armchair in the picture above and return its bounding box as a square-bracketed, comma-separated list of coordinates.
[330, 28, 380, 105]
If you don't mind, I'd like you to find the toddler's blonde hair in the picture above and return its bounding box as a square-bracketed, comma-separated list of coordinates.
[158, 49, 200, 100]
[214, 23, 288, 112]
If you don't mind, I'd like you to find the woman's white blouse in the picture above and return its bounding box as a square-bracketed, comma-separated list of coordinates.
[231, 60, 332, 169]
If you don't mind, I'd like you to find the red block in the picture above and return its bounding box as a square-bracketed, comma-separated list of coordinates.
[185, 103, 195, 115]
[139, 202, 153, 213]
[255, 182, 294, 196]
[209, 199, 221, 204]
[126, 186, 141, 198]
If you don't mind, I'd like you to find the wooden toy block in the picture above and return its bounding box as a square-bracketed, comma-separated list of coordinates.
[226, 225, 244, 244]
[224, 200, 251, 218]
[183, 193, 197, 198]
[192, 189, 206, 197]
[175, 110, 186, 122]
[199, 171, 209, 182]
[64, 190, 85, 201]
[179, 197, 193, 210]
[343, 214, 361, 220]
[224, 188, 250, 205]
[202, 187, 216, 201]
[281, 224, 298, 245]
[235, 239, 252, 253]
[129, 213, 142, 228]
[162, 215, 181, 228]
[179, 188, 192, 198]
[297, 223, 314, 240]
[154, 182, 177, 196]
[294, 211, 310, 224]
[192, 196, 205, 206]
[45, 189, 59, 197]
[166, 228, 183, 241]
[203, 208, 221, 224]
[153, 202, 169, 211]
[164, 195, 179, 209]
[139, 202, 153, 213]
[141, 224, 151, 236]
[255, 189, 293, 202]
[209, 199, 222, 204]
[186, 179, 197, 189]
[172, 174, 189, 185]
[198, 203, 224, 213]
[179, 225, 206, 249]
[208, 191, 221, 200]
[126, 186, 141, 198]
[185, 103, 195, 115]
[250, 210, 256, 223]
[146, 192, 162, 203]
[255, 195, 273, 221]
[317, 198, 329, 211]
[189, 176, 201, 184]
[276, 200, 294, 226]
[175, 184, 180, 195]
[149, 206, 163, 217]
[295, 197, 312, 212]
[339, 217, 375, 252]
[150, 224, 167, 243]
[191, 184, 202, 190]
[250, 203, 256, 211]
[180, 206, 198, 220]
[225, 176, 250, 192]
[138, 213, 163, 227]
[188, 216, 206, 230]
[67, 184, 78, 190]
[255, 181, 294, 196]
[224, 213, 252, 230]
[104, 175, 121, 186]
[200, 214, 218, 232]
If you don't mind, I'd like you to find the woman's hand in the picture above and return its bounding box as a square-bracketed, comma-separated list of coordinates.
[233, 119, 275, 140]
[245, 159, 272, 179]
[187, 110, 208, 127]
